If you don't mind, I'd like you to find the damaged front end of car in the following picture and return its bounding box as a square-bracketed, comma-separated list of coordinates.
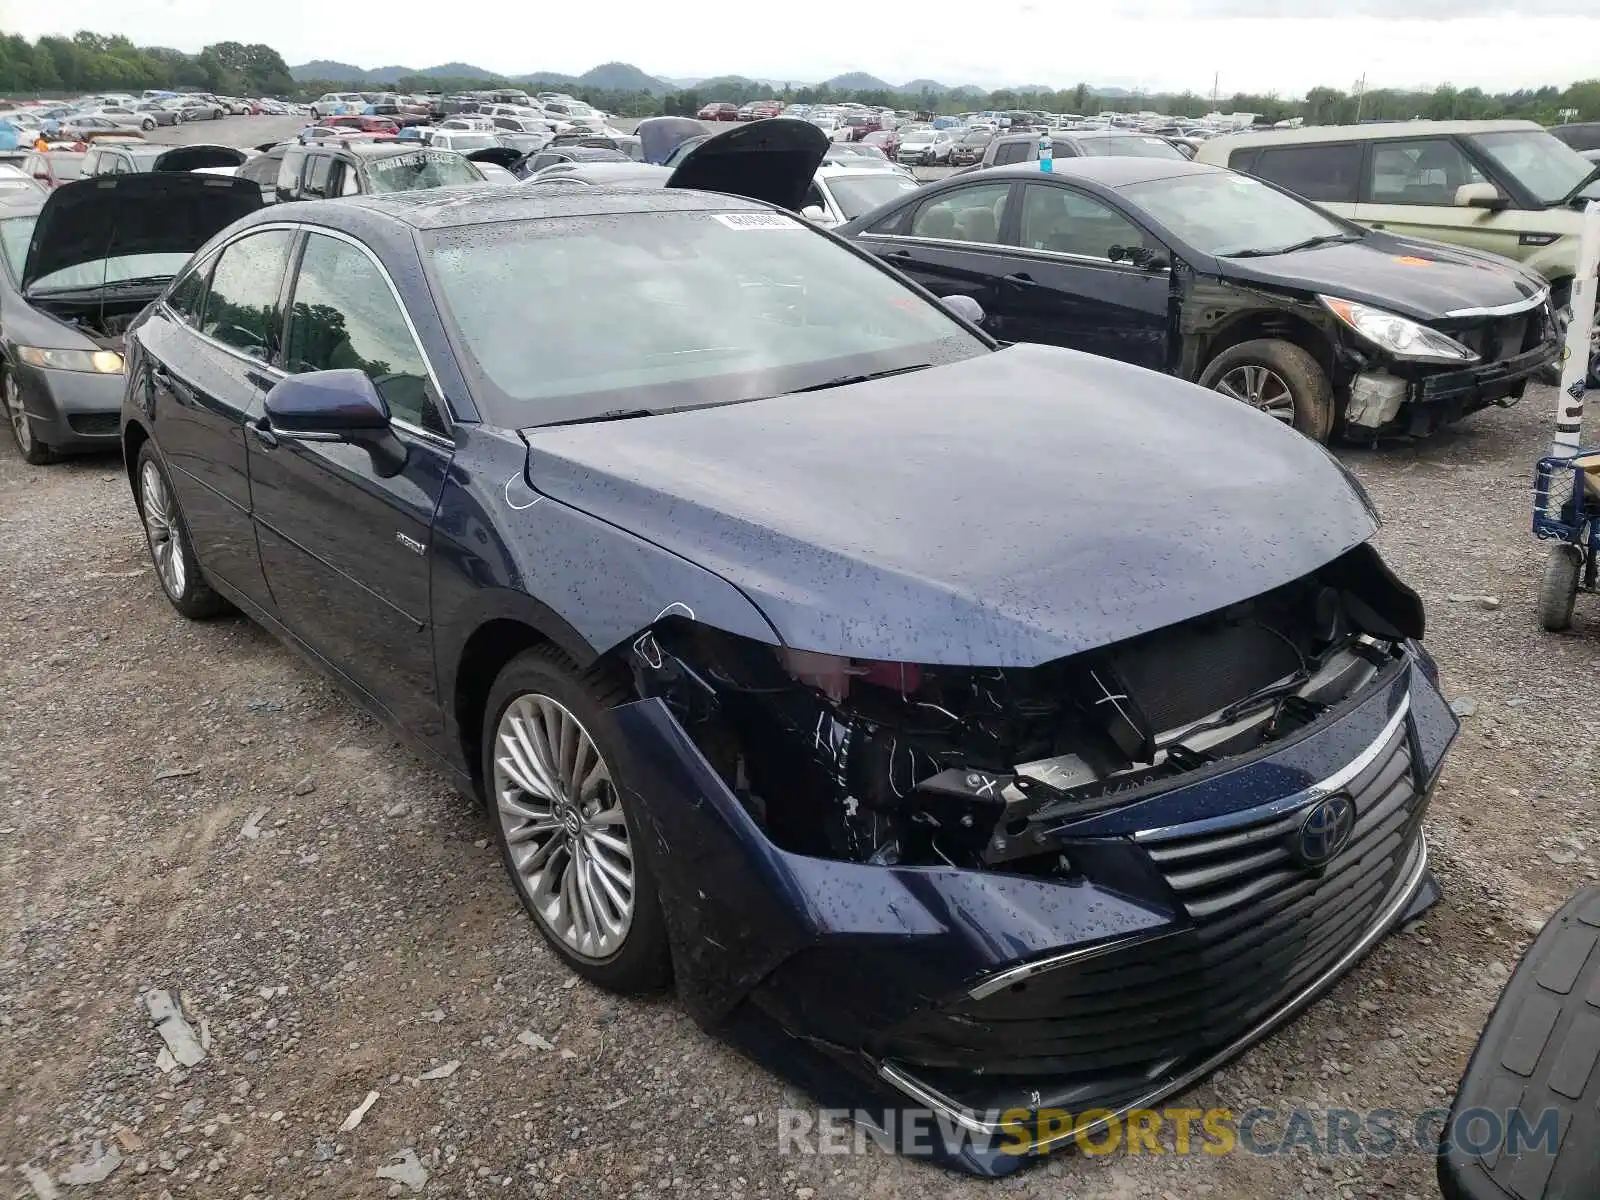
[604, 541, 1456, 1175]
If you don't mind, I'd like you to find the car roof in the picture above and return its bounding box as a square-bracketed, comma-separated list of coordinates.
[269, 183, 763, 233]
[986, 156, 1219, 187]
[1203, 118, 1544, 153]
[0, 190, 43, 215]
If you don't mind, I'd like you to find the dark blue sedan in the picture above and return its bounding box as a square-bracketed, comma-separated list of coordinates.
[119, 121, 1458, 1175]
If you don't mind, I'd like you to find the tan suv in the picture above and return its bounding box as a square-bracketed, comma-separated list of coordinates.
[1197, 120, 1600, 380]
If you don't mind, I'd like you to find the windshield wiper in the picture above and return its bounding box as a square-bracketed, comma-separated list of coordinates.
[782, 363, 933, 395]
[537, 408, 656, 428]
[1556, 163, 1600, 205]
[1224, 233, 1359, 259]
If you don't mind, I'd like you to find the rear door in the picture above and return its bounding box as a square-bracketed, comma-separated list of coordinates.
[1353, 136, 1527, 262]
[246, 229, 454, 738]
[998, 180, 1173, 370]
[853, 180, 1018, 328]
[1238, 141, 1363, 221]
[137, 227, 296, 614]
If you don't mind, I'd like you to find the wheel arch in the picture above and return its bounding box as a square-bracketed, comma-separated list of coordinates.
[1189, 307, 1340, 386]
[122, 417, 150, 499]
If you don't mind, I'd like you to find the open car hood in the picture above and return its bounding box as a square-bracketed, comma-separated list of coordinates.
[151, 144, 250, 173]
[665, 117, 830, 212]
[23, 172, 262, 294]
[466, 146, 526, 170]
[636, 116, 705, 165]
[523, 343, 1380, 665]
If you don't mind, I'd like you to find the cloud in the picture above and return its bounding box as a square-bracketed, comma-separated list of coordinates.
[1178, 0, 1600, 13]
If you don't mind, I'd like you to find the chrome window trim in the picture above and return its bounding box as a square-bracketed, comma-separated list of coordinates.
[857, 233, 1170, 274]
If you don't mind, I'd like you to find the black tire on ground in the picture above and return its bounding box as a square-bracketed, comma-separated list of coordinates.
[1198, 338, 1336, 443]
[134, 440, 228, 619]
[141, 118, 155, 131]
[3, 366, 58, 465]
[481, 645, 672, 994]
[1538, 543, 1583, 632]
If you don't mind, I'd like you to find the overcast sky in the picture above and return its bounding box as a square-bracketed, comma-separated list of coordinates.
[11, 2, 1600, 95]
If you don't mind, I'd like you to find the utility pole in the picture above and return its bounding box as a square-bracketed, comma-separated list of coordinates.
[1211, 71, 1219, 111]
[1353, 73, 1367, 124]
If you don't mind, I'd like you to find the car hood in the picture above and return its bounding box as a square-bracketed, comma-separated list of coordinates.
[666, 117, 830, 212]
[521, 343, 1379, 665]
[637, 116, 707, 165]
[1217, 233, 1549, 322]
[23, 172, 262, 293]
[151, 144, 249, 172]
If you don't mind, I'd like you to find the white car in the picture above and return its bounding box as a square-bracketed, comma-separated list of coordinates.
[799, 164, 923, 228]
[310, 93, 366, 119]
[896, 128, 956, 165]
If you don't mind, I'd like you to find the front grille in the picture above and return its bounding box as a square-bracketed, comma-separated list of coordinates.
[882, 705, 1427, 1079]
[67, 412, 119, 436]
[1445, 309, 1546, 364]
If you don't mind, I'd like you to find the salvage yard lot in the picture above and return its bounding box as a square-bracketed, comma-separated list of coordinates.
[1, 123, 1599, 1200]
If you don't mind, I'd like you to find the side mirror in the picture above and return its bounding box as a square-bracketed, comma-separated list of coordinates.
[263, 369, 407, 477]
[1455, 181, 1508, 210]
[940, 294, 985, 325]
[800, 204, 827, 222]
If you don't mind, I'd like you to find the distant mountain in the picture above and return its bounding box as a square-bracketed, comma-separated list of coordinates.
[289, 59, 1136, 99]
[576, 61, 669, 94]
[824, 72, 895, 92]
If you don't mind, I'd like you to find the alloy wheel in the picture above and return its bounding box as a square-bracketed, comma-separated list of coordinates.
[139, 460, 188, 599]
[4, 372, 32, 454]
[1215, 363, 1295, 423]
[492, 694, 634, 960]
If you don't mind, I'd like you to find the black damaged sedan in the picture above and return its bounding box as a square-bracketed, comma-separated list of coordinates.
[118, 119, 1458, 1174]
[840, 157, 1559, 441]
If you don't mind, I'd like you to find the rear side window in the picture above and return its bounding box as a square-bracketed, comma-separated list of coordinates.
[276, 148, 306, 196]
[302, 154, 336, 199]
[199, 230, 294, 360]
[910, 182, 1011, 244]
[1247, 144, 1363, 204]
[992, 140, 1031, 166]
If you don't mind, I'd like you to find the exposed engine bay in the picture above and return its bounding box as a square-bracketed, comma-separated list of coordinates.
[30, 297, 147, 351]
[630, 543, 1424, 873]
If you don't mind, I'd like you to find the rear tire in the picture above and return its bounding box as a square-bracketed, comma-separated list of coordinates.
[1538, 544, 1582, 632]
[482, 645, 672, 994]
[1199, 338, 1336, 443]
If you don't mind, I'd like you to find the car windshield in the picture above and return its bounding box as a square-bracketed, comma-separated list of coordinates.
[1, 213, 189, 291]
[1120, 170, 1352, 256]
[365, 150, 484, 192]
[1469, 129, 1600, 205]
[1080, 135, 1185, 159]
[425, 209, 986, 427]
[826, 173, 921, 219]
[440, 135, 498, 151]
[962, 131, 991, 144]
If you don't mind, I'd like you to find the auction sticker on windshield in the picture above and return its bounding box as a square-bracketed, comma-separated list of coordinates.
[712, 212, 801, 230]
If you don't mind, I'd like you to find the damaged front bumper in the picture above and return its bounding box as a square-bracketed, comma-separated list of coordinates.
[609, 646, 1456, 1175]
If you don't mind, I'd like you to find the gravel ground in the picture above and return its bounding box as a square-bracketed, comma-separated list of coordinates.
[1, 123, 1598, 1199]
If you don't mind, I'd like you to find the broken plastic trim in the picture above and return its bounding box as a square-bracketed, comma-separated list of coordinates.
[625, 544, 1423, 872]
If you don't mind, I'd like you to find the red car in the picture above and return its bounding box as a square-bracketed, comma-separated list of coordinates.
[325, 115, 400, 135]
[697, 102, 739, 122]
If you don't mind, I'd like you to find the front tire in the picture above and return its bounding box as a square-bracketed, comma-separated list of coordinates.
[135, 441, 226, 619]
[4, 367, 57, 465]
[1538, 544, 1583, 632]
[482, 646, 671, 993]
[141, 118, 155, 131]
[1200, 338, 1336, 443]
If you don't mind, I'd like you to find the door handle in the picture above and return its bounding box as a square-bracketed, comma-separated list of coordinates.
[247, 419, 278, 449]
[1370, 223, 1385, 230]
[886, 249, 911, 259]
[1005, 272, 1040, 287]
